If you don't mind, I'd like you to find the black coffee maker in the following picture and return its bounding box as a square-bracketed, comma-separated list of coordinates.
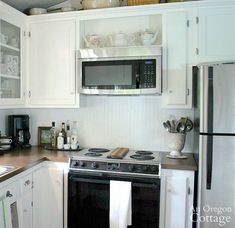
[8, 115, 31, 149]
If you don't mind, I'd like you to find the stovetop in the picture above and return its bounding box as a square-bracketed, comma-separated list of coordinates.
[69, 148, 161, 178]
[71, 148, 161, 164]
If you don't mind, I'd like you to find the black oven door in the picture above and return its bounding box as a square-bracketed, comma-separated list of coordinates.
[68, 172, 160, 228]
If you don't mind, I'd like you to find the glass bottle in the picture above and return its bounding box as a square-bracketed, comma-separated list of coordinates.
[60, 122, 67, 144]
[50, 121, 57, 148]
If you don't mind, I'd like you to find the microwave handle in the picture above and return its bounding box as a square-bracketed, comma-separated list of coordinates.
[135, 63, 140, 88]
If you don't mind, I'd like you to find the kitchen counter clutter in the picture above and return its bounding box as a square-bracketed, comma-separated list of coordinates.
[0, 146, 197, 182]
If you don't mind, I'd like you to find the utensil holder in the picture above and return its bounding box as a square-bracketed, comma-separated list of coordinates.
[168, 132, 186, 157]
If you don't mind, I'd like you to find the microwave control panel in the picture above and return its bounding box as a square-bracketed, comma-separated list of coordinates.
[140, 60, 156, 89]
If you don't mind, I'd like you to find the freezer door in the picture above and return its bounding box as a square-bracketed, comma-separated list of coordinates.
[200, 64, 235, 134]
[198, 135, 235, 228]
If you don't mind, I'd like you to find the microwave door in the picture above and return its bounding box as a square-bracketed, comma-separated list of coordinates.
[81, 60, 139, 95]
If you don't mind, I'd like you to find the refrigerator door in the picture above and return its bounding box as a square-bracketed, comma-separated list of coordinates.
[199, 64, 235, 134]
[198, 135, 235, 228]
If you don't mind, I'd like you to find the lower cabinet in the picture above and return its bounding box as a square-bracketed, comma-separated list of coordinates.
[160, 169, 195, 228]
[0, 161, 65, 228]
[33, 163, 64, 228]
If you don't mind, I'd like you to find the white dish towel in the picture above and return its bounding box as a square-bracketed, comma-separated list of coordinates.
[110, 180, 132, 228]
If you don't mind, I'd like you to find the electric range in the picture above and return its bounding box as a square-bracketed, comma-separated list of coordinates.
[69, 148, 161, 178]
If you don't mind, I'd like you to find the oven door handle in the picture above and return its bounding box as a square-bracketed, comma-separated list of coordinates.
[132, 182, 160, 189]
[69, 175, 160, 189]
[69, 176, 109, 185]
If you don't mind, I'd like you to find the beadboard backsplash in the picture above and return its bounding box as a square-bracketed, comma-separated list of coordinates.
[2, 95, 194, 152]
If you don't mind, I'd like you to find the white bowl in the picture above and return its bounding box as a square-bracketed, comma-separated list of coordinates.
[61, 7, 75, 12]
[81, 0, 120, 9]
[29, 8, 47, 15]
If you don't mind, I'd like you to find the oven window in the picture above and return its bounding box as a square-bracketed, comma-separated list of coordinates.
[68, 177, 109, 228]
[82, 60, 138, 89]
[68, 174, 160, 228]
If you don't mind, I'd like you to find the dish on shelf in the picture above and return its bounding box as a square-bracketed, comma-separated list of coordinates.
[29, 8, 47, 15]
[81, 0, 121, 10]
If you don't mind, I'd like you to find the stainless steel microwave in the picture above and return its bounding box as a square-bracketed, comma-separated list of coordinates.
[78, 46, 162, 95]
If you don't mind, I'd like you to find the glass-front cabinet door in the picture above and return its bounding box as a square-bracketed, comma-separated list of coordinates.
[0, 18, 23, 105]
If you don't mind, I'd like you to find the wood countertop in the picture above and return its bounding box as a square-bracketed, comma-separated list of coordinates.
[160, 153, 197, 171]
[0, 147, 197, 183]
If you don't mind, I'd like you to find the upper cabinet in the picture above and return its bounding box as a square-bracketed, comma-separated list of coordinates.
[197, 4, 235, 63]
[27, 18, 78, 107]
[0, 5, 26, 107]
[162, 10, 192, 109]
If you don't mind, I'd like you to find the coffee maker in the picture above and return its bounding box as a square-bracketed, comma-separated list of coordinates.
[8, 115, 31, 149]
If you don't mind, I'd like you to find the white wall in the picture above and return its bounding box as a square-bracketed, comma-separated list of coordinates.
[9, 95, 194, 152]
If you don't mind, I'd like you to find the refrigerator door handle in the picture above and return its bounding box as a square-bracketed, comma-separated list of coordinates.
[206, 135, 213, 190]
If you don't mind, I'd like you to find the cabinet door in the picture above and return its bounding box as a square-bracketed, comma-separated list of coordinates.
[1, 180, 21, 228]
[160, 169, 194, 228]
[198, 6, 235, 63]
[0, 13, 26, 106]
[163, 11, 191, 108]
[28, 19, 76, 107]
[33, 166, 63, 228]
[20, 173, 33, 228]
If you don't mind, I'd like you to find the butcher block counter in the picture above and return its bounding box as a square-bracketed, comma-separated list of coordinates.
[0, 147, 197, 182]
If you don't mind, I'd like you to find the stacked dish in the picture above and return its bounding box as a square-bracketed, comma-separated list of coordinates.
[0, 137, 12, 155]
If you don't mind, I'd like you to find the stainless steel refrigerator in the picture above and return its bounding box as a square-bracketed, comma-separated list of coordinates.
[193, 63, 235, 228]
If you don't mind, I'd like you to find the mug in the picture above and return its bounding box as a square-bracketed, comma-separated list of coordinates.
[0, 138, 12, 144]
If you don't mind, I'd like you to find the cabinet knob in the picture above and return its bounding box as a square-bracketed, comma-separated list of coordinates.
[24, 180, 31, 186]
[6, 190, 13, 198]
[168, 90, 173, 94]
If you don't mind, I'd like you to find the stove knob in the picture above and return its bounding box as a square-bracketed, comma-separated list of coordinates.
[79, 161, 85, 167]
[151, 166, 158, 173]
[72, 161, 79, 167]
[128, 165, 135, 172]
[91, 162, 98, 169]
[142, 166, 148, 172]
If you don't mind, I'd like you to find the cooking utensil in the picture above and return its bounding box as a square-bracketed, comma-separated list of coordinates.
[163, 122, 171, 132]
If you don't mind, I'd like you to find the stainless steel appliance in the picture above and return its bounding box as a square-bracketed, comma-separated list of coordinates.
[68, 148, 161, 228]
[8, 115, 31, 149]
[78, 46, 162, 95]
[193, 63, 235, 228]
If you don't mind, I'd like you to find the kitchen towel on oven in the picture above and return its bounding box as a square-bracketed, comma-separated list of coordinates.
[110, 180, 132, 228]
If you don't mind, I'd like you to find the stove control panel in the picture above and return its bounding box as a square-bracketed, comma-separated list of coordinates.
[70, 159, 160, 176]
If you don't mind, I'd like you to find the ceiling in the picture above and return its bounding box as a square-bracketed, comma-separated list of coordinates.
[2, 0, 66, 12]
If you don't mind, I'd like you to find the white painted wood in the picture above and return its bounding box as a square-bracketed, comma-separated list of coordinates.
[160, 169, 195, 228]
[28, 19, 77, 107]
[162, 10, 191, 108]
[32, 165, 63, 228]
[19, 173, 33, 228]
[198, 5, 235, 63]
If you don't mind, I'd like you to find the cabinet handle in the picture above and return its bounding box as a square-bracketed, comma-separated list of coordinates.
[167, 189, 172, 193]
[6, 190, 13, 198]
[168, 90, 173, 94]
[24, 180, 31, 186]
[28, 91, 31, 98]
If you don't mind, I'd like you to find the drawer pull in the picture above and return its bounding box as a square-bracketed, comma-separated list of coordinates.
[24, 180, 31, 186]
[6, 191, 13, 198]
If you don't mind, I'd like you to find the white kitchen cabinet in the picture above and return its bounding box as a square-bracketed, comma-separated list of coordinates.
[0, 180, 21, 228]
[197, 5, 235, 63]
[33, 163, 64, 228]
[160, 169, 195, 228]
[162, 10, 192, 108]
[28, 19, 77, 107]
[0, 2, 27, 107]
[20, 173, 33, 228]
